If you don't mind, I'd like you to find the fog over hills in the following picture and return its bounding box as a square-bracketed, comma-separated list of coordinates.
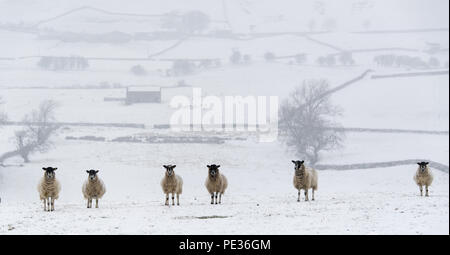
[0, 0, 448, 235]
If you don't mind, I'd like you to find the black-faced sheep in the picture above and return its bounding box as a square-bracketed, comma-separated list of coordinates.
[82, 170, 106, 208]
[205, 164, 228, 205]
[414, 162, 433, 197]
[161, 165, 183, 206]
[37, 167, 61, 211]
[292, 160, 318, 202]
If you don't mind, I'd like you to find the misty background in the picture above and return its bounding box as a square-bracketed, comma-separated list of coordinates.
[0, 0, 448, 234]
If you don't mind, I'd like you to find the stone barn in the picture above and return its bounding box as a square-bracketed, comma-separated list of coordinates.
[126, 86, 161, 104]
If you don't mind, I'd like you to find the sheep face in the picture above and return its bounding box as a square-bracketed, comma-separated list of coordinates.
[86, 169, 99, 181]
[417, 162, 429, 173]
[207, 164, 221, 177]
[292, 160, 305, 170]
[163, 165, 176, 177]
[42, 167, 57, 179]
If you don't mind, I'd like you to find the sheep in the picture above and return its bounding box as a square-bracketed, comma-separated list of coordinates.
[205, 164, 228, 205]
[82, 170, 106, 208]
[414, 162, 433, 197]
[161, 165, 183, 206]
[37, 167, 61, 211]
[292, 160, 318, 202]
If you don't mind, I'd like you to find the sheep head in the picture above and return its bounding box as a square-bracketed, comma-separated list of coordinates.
[163, 165, 176, 177]
[86, 169, 99, 181]
[207, 164, 221, 177]
[417, 162, 429, 172]
[292, 160, 305, 170]
[42, 167, 57, 179]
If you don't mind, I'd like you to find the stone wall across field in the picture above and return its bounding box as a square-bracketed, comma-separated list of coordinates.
[3, 121, 145, 129]
[371, 70, 449, 79]
[316, 159, 449, 173]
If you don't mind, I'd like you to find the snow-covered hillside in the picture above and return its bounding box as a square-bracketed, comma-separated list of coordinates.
[0, 0, 448, 235]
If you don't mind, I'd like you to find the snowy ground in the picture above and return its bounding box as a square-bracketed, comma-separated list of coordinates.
[1, 167, 448, 235]
[0, 0, 448, 235]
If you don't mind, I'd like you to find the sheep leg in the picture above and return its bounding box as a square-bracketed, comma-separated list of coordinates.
[43, 198, 47, 211]
[419, 186, 423, 196]
[210, 193, 214, 204]
[176, 193, 180, 206]
[96, 198, 99, 208]
[165, 194, 169, 206]
[87, 199, 90, 208]
[305, 190, 309, 201]
[172, 194, 175, 206]
[50, 197, 55, 211]
[47, 198, 51, 211]
[297, 190, 301, 202]
[219, 193, 222, 204]
[312, 189, 315, 201]
[425, 186, 429, 197]
[215, 192, 218, 205]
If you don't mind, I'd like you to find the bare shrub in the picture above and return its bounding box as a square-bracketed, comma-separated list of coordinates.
[0, 100, 59, 164]
[279, 80, 344, 165]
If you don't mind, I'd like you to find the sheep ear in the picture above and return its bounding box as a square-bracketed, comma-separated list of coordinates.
[217, 165, 221, 168]
[207, 165, 211, 168]
[54, 168, 57, 171]
[43, 168, 46, 170]
[425, 162, 429, 165]
[291, 160, 296, 164]
[417, 162, 421, 165]
[172, 165, 176, 168]
[86, 170, 90, 173]
[95, 170, 99, 173]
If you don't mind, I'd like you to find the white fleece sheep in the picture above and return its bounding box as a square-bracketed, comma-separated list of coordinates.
[414, 162, 433, 197]
[292, 160, 318, 202]
[205, 164, 228, 205]
[161, 165, 183, 206]
[38, 167, 61, 211]
[82, 170, 106, 208]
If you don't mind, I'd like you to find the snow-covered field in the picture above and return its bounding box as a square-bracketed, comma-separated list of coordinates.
[0, 0, 449, 235]
[0, 134, 448, 235]
[1, 170, 448, 235]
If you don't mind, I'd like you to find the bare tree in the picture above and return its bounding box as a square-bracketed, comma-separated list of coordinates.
[161, 10, 210, 34]
[230, 49, 242, 64]
[338, 52, 355, 65]
[294, 53, 307, 64]
[279, 80, 344, 166]
[264, 52, 276, 62]
[428, 57, 440, 68]
[181, 11, 210, 34]
[130, 65, 148, 76]
[171, 60, 196, 76]
[0, 100, 59, 164]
